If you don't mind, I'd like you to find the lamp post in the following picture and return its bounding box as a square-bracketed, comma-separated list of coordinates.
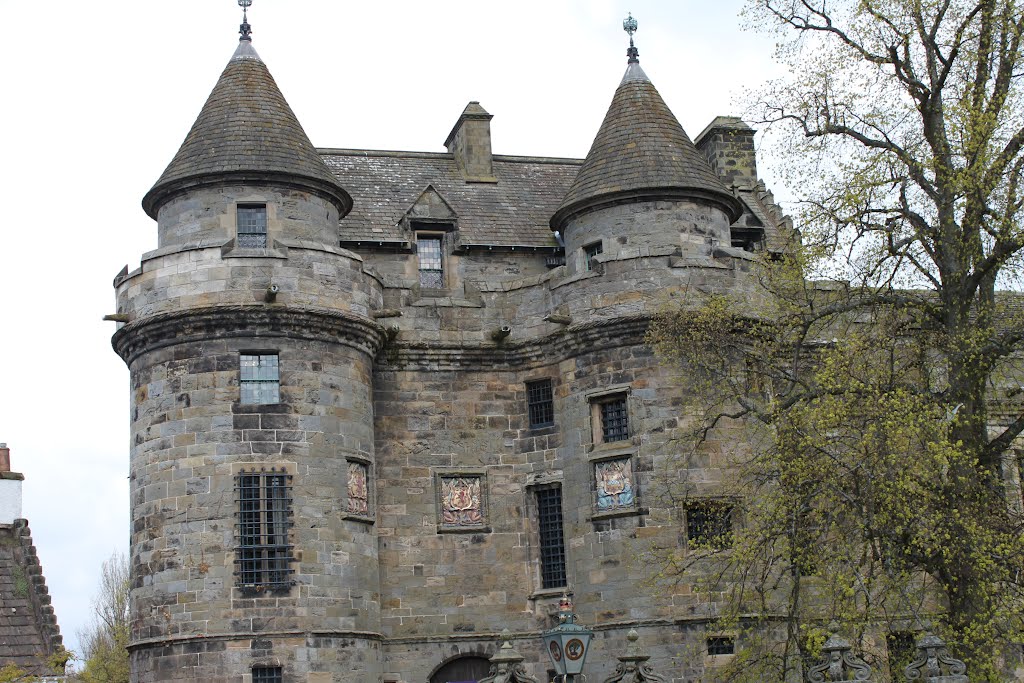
[542, 595, 594, 683]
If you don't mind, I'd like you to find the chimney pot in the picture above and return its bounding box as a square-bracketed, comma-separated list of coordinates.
[0, 444, 9, 473]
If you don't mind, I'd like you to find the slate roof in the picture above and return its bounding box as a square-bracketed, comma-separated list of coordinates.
[551, 59, 742, 230]
[322, 151, 581, 248]
[0, 518, 63, 677]
[142, 39, 351, 219]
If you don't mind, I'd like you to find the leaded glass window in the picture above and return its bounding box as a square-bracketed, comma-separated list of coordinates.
[240, 354, 280, 404]
[537, 486, 566, 589]
[236, 469, 293, 591]
[417, 235, 444, 288]
[527, 379, 554, 429]
[237, 204, 268, 248]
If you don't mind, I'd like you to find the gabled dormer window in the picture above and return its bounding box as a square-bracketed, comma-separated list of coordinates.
[237, 204, 268, 248]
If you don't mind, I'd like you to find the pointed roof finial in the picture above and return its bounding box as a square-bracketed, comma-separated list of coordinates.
[623, 13, 639, 63]
[239, 0, 253, 41]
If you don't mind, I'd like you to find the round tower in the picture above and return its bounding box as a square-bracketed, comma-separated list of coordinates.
[549, 31, 743, 276]
[112, 10, 384, 682]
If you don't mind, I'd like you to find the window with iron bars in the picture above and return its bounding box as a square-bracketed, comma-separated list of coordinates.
[526, 379, 554, 429]
[237, 204, 268, 248]
[685, 501, 733, 550]
[235, 469, 293, 592]
[252, 666, 283, 683]
[536, 486, 567, 589]
[707, 636, 735, 656]
[887, 632, 918, 679]
[593, 394, 628, 444]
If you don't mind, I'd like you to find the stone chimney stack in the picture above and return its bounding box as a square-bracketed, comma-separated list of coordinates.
[445, 102, 498, 183]
[0, 443, 24, 525]
[694, 116, 758, 189]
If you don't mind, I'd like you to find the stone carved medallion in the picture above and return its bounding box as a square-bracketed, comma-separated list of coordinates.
[347, 461, 369, 515]
[595, 458, 635, 510]
[440, 476, 484, 527]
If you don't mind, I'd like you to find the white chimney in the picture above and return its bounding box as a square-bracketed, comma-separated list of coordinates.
[0, 443, 24, 525]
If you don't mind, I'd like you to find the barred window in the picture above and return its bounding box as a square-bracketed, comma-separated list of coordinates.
[536, 486, 567, 589]
[707, 636, 735, 656]
[240, 354, 280, 405]
[237, 204, 268, 248]
[417, 235, 444, 288]
[236, 469, 293, 591]
[584, 241, 603, 271]
[686, 501, 733, 550]
[527, 379, 554, 429]
[252, 666, 283, 683]
[887, 632, 917, 679]
[594, 394, 628, 443]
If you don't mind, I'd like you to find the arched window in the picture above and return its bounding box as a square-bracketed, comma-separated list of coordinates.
[429, 655, 492, 683]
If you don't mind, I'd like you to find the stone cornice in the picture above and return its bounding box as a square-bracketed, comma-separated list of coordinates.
[111, 305, 386, 367]
[380, 314, 652, 370]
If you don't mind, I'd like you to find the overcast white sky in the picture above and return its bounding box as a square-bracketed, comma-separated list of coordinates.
[0, 0, 790, 660]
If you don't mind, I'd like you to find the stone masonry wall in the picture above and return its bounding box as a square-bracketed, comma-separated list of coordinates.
[125, 334, 382, 682]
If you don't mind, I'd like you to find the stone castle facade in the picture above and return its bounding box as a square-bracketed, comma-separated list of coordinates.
[111, 14, 793, 683]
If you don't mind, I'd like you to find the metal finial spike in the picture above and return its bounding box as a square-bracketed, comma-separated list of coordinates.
[239, 0, 253, 41]
[623, 13, 639, 63]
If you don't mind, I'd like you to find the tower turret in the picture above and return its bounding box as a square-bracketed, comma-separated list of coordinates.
[142, 23, 351, 249]
[551, 17, 742, 272]
[113, 6, 384, 681]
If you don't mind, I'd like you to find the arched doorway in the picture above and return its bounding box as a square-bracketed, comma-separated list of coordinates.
[429, 655, 491, 683]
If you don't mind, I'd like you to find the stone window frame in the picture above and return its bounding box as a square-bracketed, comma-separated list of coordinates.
[239, 351, 281, 405]
[236, 202, 268, 248]
[411, 220, 456, 291]
[222, 200, 288, 259]
[231, 462, 296, 595]
[585, 384, 632, 451]
[433, 468, 490, 534]
[704, 632, 738, 669]
[526, 477, 569, 595]
[583, 240, 604, 272]
[525, 377, 556, 430]
[588, 448, 641, 521]
[683, 498, 736, 552]
[343, 455, 374, 524]
[251, 665, 283, 683]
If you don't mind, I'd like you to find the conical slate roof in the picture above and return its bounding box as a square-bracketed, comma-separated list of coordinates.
[551, 59, 742, 230]
[142, 39, 351, 219]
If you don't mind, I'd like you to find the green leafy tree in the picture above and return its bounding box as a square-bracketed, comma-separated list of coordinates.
[76, 552, 130, 683]
[649, 0, 1024, 680]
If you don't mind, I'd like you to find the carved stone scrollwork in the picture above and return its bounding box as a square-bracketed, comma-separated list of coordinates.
[478, 630, 540, 683]
[807, 631, 876, 682]
[602, 629, 667, 683]
[904, 634, 968, 683]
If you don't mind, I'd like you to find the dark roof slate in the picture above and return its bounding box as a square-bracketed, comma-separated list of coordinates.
[0, 520, 63, 677]
[551, 61, 741, 229]
[143, 40, 351, 219]
[322, 151, 581, 247]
